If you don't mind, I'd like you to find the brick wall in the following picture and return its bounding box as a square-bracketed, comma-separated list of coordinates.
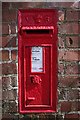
[1, 2, 80, 120]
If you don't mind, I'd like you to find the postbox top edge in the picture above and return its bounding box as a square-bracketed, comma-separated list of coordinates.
[18, 9, 58, 29]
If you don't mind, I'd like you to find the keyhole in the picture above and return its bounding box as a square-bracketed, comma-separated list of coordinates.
[31, 76, 34, 83]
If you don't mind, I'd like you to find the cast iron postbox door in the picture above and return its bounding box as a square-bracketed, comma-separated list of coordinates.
[18, 9, 58, 113]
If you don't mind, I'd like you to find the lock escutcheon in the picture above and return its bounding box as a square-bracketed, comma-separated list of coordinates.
[30, 75, 42, 84]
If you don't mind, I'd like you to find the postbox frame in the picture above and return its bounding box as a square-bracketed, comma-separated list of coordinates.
[18, 9, 58, 113]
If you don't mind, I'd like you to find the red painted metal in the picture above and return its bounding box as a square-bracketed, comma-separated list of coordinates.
[18, 9, 58, 113]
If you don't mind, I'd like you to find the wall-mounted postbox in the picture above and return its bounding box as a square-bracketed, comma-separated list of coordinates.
[18, 9, 58, 113]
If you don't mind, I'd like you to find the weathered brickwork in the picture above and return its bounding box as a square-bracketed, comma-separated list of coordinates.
[1, 2, 80, 120]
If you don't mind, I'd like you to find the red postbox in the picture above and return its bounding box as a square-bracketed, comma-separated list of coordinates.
[18, 9, 58, 113]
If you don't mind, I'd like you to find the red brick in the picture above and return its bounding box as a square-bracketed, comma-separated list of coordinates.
[65, 63, 80, 75]
[2, 89, 17, 100]
[0, 36, 16, 48]
[10, 2, 29, 8]
[69, 90, 79, 100]
[2, 23, 9, 35]
[61, 101, 79, 112]
[66, 36, 79, 48]
[10, 2, 42, 9]
[69, 90, 78, 100]
[71, 101, 79, 111]
[59, 50, 80, 61]
[0, 50, 9, 61]
[61, 101, 71, 112]
[57, 2, 74, 8]
[2, 76, 17, 90]
[59, 76, 79, 88]
[66, 10, 79, 21]
[49, 2, 74, 8]
[2, 2, 10, 9]
[10, 2, 76, 10]
[65, 114, 79, 119]
[2, 77, 10, 90]
[1, 62, 17, 75]
[2, 9, 17, 22]
[59, 23, 78, 34]
[11, 50, 17, 61]
[8, 90, 17, 101]
[2, 90, 8, 100]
